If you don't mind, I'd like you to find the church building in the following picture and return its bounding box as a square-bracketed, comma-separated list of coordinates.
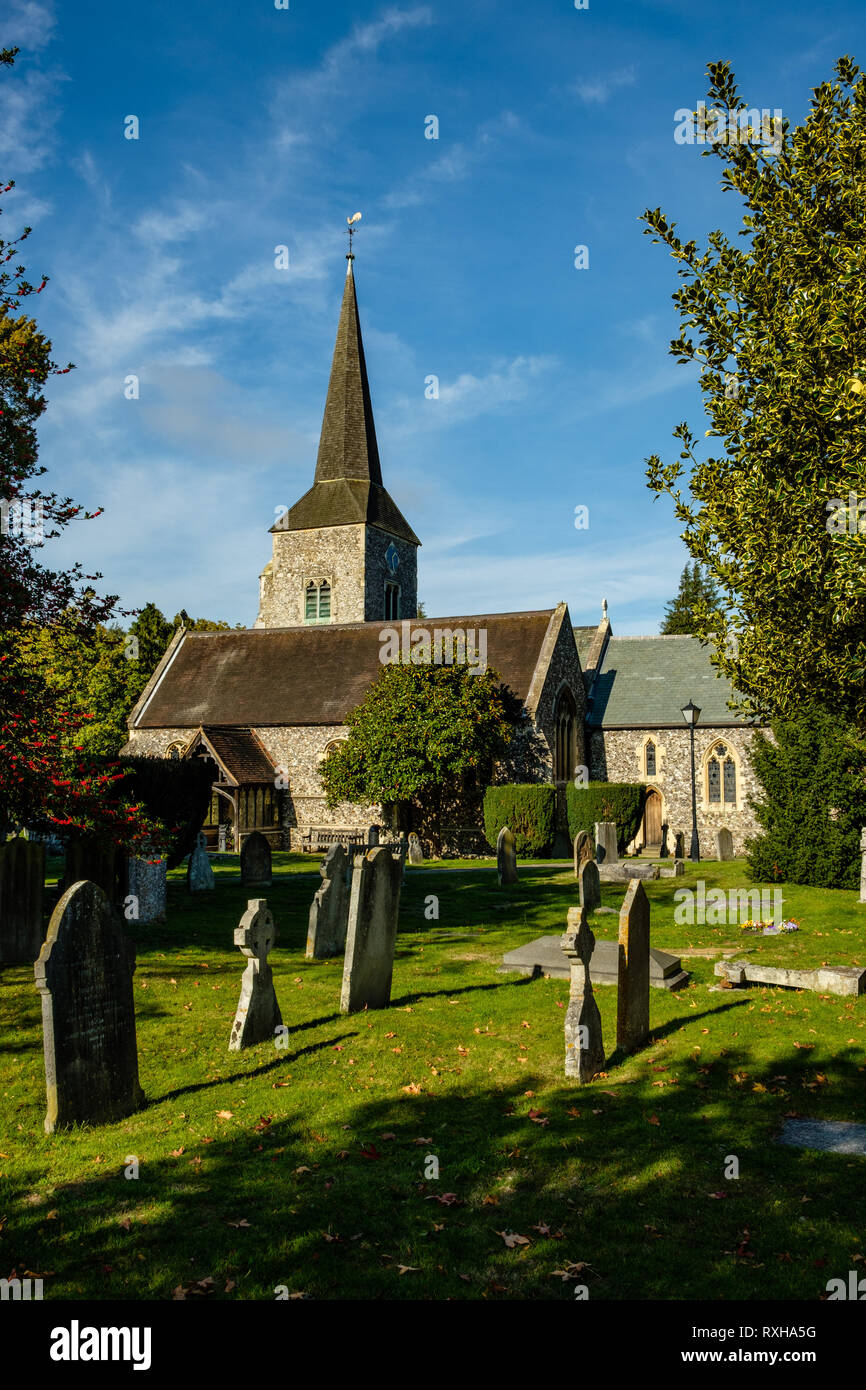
[122, 250, 765, 858]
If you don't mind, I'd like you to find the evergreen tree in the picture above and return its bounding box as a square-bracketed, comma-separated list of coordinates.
[660, 562, 719, 634]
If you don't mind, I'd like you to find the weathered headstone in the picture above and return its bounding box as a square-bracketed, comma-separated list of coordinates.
[218, 823, 227, 853]
[560, 905, 605, 1083]
[658, 823, 670, 859]
[860, 828, 866, 905]
[62, 837, 123, 903]
[187, 831, 215, 891]
[617, 879, 651, 1054]
[241, 831, 271, 887]
[496, 826, 518, 886]
[127, 853, 167, 924]
[579, 858, 601, 912]
[0, 838, 45, 965]
[407, 833, 424, 865]
[340, 847, 403, 1014]
[594, 821, 618, 864]
[229, 899, 282, 1050]
[716, 827, 734, 861]
[34, 881, 144, 1133]
[306, 844, 349, 959]
[367, 824, 380, 848]
[573, 830, 593, 877]
[674, 830, 685, 860]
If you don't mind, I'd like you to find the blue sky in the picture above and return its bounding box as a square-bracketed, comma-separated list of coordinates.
[2, 0, 864, 631]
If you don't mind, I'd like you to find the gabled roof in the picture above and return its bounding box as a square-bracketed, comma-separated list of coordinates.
[131, 610, 562, 730]
[273, 260, 419, 546]
[587, 635, 756, 728]
[190, 727, 276, 784]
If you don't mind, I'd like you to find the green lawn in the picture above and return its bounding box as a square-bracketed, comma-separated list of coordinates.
[1, 856, 864, 1301]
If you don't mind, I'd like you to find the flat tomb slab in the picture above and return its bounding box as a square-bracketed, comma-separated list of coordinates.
[714, 960, 866, 996]
[499, 934, 689, 989]
[778, 1119, 866, 1156]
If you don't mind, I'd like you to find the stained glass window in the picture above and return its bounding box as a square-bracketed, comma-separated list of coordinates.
[645, 740, 656, 776]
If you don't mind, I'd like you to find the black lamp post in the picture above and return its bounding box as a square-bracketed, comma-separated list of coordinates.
[681, 699, 701, 862]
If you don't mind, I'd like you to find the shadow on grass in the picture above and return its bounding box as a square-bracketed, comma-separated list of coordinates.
[155, 1031, 359, 1104]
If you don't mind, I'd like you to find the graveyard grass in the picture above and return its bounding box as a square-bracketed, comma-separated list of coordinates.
[1, 856, 865, 1301]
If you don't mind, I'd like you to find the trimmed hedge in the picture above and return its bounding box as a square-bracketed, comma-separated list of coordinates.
[483, 784, 557, 857]
[566, 782, 646, 853]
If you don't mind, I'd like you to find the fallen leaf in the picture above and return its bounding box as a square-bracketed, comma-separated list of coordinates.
[227, 1218, 250, 1228]
[170, 1147, 185, 1158]
[647, 1115, 660, 1126]
[216, 1110, 234, 1120]
[498, 1230, 530, 1248]
[397, 1265, 419, 1275]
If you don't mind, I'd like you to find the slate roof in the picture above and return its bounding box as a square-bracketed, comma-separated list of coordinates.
[133, 611, 557, 730]
[573, 626, 597, 668]
[588, 635, 755, 728]
[273, 261, 419, 547]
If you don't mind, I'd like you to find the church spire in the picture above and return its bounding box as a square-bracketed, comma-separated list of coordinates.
[313, 248, 383, 487]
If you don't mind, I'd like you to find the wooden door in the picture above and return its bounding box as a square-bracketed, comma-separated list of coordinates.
[643, 789, 663, 846]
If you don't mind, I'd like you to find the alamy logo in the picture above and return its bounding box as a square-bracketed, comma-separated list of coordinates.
[674, 881, 783, 925]
[826, 1271, 866, 1299]
[0, 1276, 43, 1300]
[49, 1320, 152, 1371]
[0, 497, 44, 545]
[379, 620, 487, 674]
[674, 102, 783, 153]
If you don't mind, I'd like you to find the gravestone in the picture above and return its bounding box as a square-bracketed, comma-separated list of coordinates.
[241, 831, 272, 887]
[408, 833, 424, 865]
[306, 844, 350, 959]
[658, 823, 670, 859]
[229, 899, 282, 1050]
[187, 831, 215, 891]
[34, 881, 144, 1133]
[127, 853, 167, 924]
[673, 830, 685, 859]
[218, 824, 227, 853]
[594, 821, 618, 864]
[579, 859, 601, 912]
[62, 837, 123, 904]
[617, 879, 651, 1054]
[496, 827, 518, 886]
[716, 827, 734, 861]
[573, 830, 593, 878]
[367, 824, 380, 848]
[0, 838, 45, 965]
[340, 847, 403, 1014]
[860, 828, 866, 905]
[560, 906, 605, 1083]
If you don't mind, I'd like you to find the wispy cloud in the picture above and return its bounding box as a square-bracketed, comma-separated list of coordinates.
[383, 112, 521, 210]
[0, 0, 57, 51]
[386, 354, 557, 433]
[572, 66, 636, 105]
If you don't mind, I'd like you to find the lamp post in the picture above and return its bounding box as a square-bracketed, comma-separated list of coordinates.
[681, 699, 701, 862]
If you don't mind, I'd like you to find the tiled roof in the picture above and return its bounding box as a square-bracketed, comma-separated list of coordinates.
[199, 727, 276, 784]
[588, 635, 756, 727]
[134, 611, 557, 730]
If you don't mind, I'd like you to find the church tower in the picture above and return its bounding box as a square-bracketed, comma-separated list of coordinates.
[255, 253, 420, 628]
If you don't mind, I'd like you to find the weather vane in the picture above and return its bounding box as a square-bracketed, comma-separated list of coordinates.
[346, 211, 362, 260]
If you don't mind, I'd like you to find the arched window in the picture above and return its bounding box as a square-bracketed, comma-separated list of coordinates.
[384, 581, 400, 620]
[645, 739, 656, 776]
[706, 742, 737, 805]
[304, 579, 331, 624]
[166, 741, 185, 761]
[554, 688, 578, 782]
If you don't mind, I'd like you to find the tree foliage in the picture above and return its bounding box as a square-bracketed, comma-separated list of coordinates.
[660, 562, 719, 634]
[643, 57, 866, 727]
[746, 708, 866, 888]
[319, 663, 516, 843]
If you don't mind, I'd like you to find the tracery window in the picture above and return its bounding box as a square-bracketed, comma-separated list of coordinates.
[305, 580, 331, 623]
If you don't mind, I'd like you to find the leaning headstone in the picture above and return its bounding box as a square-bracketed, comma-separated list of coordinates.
[560, 906, 605, 1083]
[127, 852, 167, 924]
[367, 824, 380, 848]
[241, 831, 271, 887]
[716, 827, 734, 861]
[594, 821, 618, 864]
[658, 824, 670, 859]
[0, 838, 45, 965]
[340, 847, 403, 1014]
[407, 833, 424, 865]
[34, 881, 144, 1133]
[573, 830, 593, 877]
[579, 859, 601, 912]
[617, 879, 651, 1054]
[229, 899, 282, 1050]
[496, 827, 518, 886]
[187, 831, 215, 891]
[306, 844, 349, 959]
[859, 828, 866, 905]
[674, 830, 685, 859]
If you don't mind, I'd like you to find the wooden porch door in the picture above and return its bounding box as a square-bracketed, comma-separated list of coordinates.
[642, 788, 663, 846]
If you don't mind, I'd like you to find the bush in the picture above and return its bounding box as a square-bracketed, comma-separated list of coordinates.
[111, 756, 214, 869]
[746, 708, 866, 888]
[566, 782, 646, 853]
[483, 784, 557, 857]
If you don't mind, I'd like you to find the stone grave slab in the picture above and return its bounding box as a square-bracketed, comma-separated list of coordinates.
[778, 1119, 866, 1156]
[34, 881, 144, 1133]
[594, 822, 618, 864]
[241, 831, 272, 887]
[598, 861, 659, 883]
[500, 934, 689, 989]
[617, 879, 650, 1054]
[579, 859, 601, 912]
[717, 827, 734, 861]
[714, 959, 866, 996]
